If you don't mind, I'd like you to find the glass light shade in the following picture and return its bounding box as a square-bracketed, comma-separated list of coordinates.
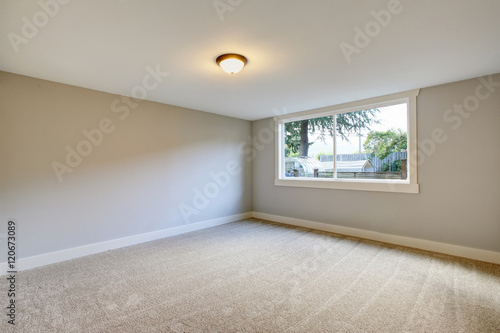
[216, 54, 247, 74]
[219, 58, 245, 74]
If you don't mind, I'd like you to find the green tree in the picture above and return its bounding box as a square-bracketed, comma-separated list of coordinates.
[285, 109, 379, 157]
[363, 129, 407, 160]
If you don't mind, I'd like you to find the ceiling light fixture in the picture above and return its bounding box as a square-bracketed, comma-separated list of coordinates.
[216, 53, 247, 75]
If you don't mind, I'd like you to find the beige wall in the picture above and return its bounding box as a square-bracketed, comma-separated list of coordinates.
[0, 71, 252, 258]
[252, 74, 500, 252]
[2, 70, 499, 260]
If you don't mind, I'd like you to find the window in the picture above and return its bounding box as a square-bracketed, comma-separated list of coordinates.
[275, 89, 419, 193]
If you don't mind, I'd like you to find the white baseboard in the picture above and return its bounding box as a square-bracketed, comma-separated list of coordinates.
[0, 212, 252, 274]
[252, 212, 500, 265]
[3, 211, 497, 274]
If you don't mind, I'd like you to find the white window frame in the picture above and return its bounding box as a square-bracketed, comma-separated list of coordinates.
[274, 89, 420, 193]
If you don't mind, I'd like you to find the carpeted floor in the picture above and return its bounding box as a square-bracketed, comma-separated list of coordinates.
[2, 219, 500, 332]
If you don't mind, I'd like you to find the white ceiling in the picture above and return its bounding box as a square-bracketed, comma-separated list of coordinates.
[1, 0, 499, 121]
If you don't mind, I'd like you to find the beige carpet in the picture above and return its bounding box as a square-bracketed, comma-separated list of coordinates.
[2, 219, 500, 332]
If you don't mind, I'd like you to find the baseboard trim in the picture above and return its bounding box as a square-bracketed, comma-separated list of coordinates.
[1, 212, 252, 273]
[4, 211, 497, 274]
[252, 212, 500, 265]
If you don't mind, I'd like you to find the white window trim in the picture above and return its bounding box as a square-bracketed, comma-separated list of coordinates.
[274, 89, 420, 194]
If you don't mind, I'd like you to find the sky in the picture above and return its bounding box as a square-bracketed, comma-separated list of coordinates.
[308, 103, 407, 157]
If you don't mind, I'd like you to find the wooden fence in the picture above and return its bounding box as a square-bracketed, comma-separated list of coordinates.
[319, 152, 407, 172]
[317, 171, 403, 180]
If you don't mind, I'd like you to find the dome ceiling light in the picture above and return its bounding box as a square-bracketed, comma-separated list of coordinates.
[216, 53, 247, 75]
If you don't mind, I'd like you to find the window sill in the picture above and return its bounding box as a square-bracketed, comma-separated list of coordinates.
[274, 178, 419, 193]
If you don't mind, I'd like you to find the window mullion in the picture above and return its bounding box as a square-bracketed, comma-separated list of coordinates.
[333, 116, 337, 180]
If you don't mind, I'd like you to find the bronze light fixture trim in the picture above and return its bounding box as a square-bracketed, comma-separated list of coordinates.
[216, 53, 248, 74]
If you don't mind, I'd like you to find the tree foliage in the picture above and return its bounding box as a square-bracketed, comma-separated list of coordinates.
[363, 129, 407, 160]
[285, 109, 379, 157]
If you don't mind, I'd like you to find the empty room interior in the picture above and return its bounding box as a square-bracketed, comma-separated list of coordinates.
[1, 1, 500, 332]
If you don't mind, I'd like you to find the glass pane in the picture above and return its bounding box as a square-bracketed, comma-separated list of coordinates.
[335, 103, 408, 180]
[284, 116, 334, 178]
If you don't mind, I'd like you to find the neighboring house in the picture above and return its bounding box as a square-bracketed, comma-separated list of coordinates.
[285, 157, 325, 177]
[321, 159, 374, 173]
[286, 157, 374, 177]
